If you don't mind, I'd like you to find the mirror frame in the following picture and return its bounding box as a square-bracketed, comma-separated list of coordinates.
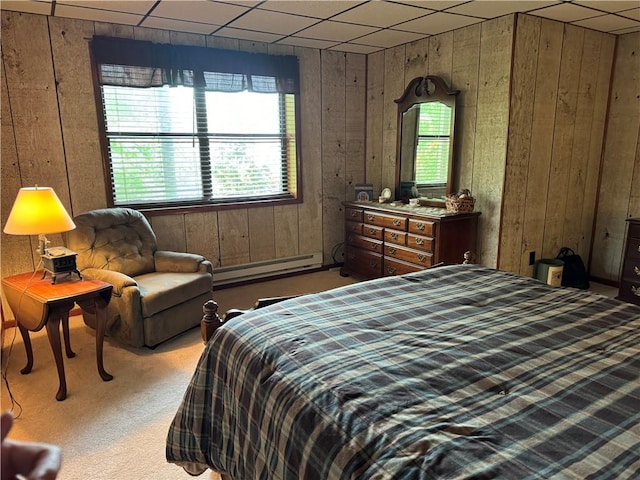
[394, 75, 459, 206]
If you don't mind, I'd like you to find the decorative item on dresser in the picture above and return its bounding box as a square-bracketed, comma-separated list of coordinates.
[341, 201, 480, 279]
[618, 217, 640, 306]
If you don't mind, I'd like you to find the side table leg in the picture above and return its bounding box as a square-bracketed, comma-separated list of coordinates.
[18, 323, 34, 375]
[45, 315, 67, 401]
[94, 300, 113, 382]
[62, 314, 76, 359]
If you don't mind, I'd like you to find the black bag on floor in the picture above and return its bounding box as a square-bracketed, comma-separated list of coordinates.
[556, 247, 590, 289]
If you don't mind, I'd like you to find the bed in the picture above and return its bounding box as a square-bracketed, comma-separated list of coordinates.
[166, 264, 640, 479]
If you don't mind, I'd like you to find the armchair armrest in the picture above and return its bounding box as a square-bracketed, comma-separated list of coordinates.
[81, 268, 137, 296]
[155, 251, 212, 274]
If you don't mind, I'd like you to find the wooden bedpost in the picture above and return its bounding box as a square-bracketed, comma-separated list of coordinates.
[463, 251, 476, 264]
[201, 300, 222, 343]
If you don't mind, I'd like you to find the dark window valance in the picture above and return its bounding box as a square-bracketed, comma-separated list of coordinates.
[90, 36, 299, 94]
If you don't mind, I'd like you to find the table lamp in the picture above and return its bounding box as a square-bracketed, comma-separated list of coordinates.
[3, 186, 81, 283]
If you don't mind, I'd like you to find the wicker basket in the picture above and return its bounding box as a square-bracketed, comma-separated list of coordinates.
[446, 194, 475, 213]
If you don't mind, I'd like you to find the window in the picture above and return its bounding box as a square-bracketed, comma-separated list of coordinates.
[91, 37, 300, 210]
[414, 103, 451, 187]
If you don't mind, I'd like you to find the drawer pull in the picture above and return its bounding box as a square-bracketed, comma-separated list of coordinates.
[415, 238, 424, 246]
[393, 219, 401, 226]
[367, 214, 375, 221]
[370, 244, 378, 250]
[635, 266, 640, 276]
[388, 247, 396, 254]
[632, 286, 640, 297]
[390, 232, 398, 240]
[416, 223, 425, 231]
[350, 210, 359, 217]
[369, 228, 376, 235]
[387, 266, 396, 275]
[417, 254, 427, 263]
[369, 261, 379, 268]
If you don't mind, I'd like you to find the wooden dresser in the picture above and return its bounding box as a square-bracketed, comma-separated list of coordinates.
[618, 218, 640, 306]
[341, 201, 480, 279]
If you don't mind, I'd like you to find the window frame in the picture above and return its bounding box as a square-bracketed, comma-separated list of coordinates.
[89, 36, 302, 215]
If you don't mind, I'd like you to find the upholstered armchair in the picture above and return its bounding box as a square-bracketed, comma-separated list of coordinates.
[66, 208, 213, 348]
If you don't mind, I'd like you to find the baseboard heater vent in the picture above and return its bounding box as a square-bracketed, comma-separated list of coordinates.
[213, 252, 323, 286]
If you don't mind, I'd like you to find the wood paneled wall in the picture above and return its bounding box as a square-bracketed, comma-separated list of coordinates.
[0, 11, 366, 282]
[501, 16, 616, 277]
[591, 32, 640, 281]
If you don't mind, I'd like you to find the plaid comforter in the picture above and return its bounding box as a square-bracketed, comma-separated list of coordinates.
[166, 264, 640, 479]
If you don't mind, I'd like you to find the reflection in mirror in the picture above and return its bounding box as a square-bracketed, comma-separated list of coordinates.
[395, 76, 459, 206]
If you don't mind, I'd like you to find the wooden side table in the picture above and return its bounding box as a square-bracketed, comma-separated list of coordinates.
[2, 272, 113, 401]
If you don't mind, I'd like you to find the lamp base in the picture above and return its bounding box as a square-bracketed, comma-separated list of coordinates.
[41, 247, 82, 285]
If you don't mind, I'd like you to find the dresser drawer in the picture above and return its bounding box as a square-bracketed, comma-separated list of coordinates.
[408, 219, 435, 237]
[344, 247, 382, 279]
[628, 221, 640, 240]
[384, 229, 407, 246]
[625, 236, 640, 261]
[362, 224, 384, 240]
[346, 221, 362, 235]
[618, 279, 640, 304]
[621, 255, 640, 283]
[345, 208, 363, 222]
[364, 211, 407, 230]
[384, 244, 433, 267]
[383, 257, 425, 276]
[347, 233, 383, 253]
[407, 233, 434, 252]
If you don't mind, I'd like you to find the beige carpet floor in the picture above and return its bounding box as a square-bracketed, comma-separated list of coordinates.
[0, 269, 357, 480]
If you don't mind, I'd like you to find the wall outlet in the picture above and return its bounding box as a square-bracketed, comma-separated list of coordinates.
[529, 251, 536, 266]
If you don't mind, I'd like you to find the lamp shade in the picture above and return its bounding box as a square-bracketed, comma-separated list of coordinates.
[3, 187, 76, 235]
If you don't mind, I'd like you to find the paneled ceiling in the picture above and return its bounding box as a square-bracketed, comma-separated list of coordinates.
[2, 0, 639, 53]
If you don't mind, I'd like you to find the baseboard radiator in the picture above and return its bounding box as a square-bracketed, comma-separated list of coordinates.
[213, 252, 323, 286]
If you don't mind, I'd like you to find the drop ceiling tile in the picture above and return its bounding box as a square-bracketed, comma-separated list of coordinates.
[618, 8, 640, 21]
[140, 16, 219, 34]
[573, 13, 639, 32]
[574, 1, 640, 13]
[212, 27, 285, 43]
[216, 0, 261, 7]
[1, 0, 52, 15]
[151, 0, 248, 25]
[529, 3, 603, 22]
[257, 0, 362, 19]
[395, 12, 484, 35]
[54, 4, 143, 24]
[56, 0, 154, 15]
[355, 28, 427, 48]
[293, 20, 378, 42]
[227, 8, 320, 35]
[448, 1, 561, 19]
[276, 36, 341, 49]
[611, 24, 640, 33]
[394, 1, 467, 10]
[329, 43, 382, 54]
[332, 2, 432, 28]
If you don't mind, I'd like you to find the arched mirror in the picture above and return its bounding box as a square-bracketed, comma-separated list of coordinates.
[395, 75, 459, 206]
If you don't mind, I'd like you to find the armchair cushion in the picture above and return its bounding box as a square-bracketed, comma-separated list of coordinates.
[136, 271, 212, 318]
[70, 208, 156, 277]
